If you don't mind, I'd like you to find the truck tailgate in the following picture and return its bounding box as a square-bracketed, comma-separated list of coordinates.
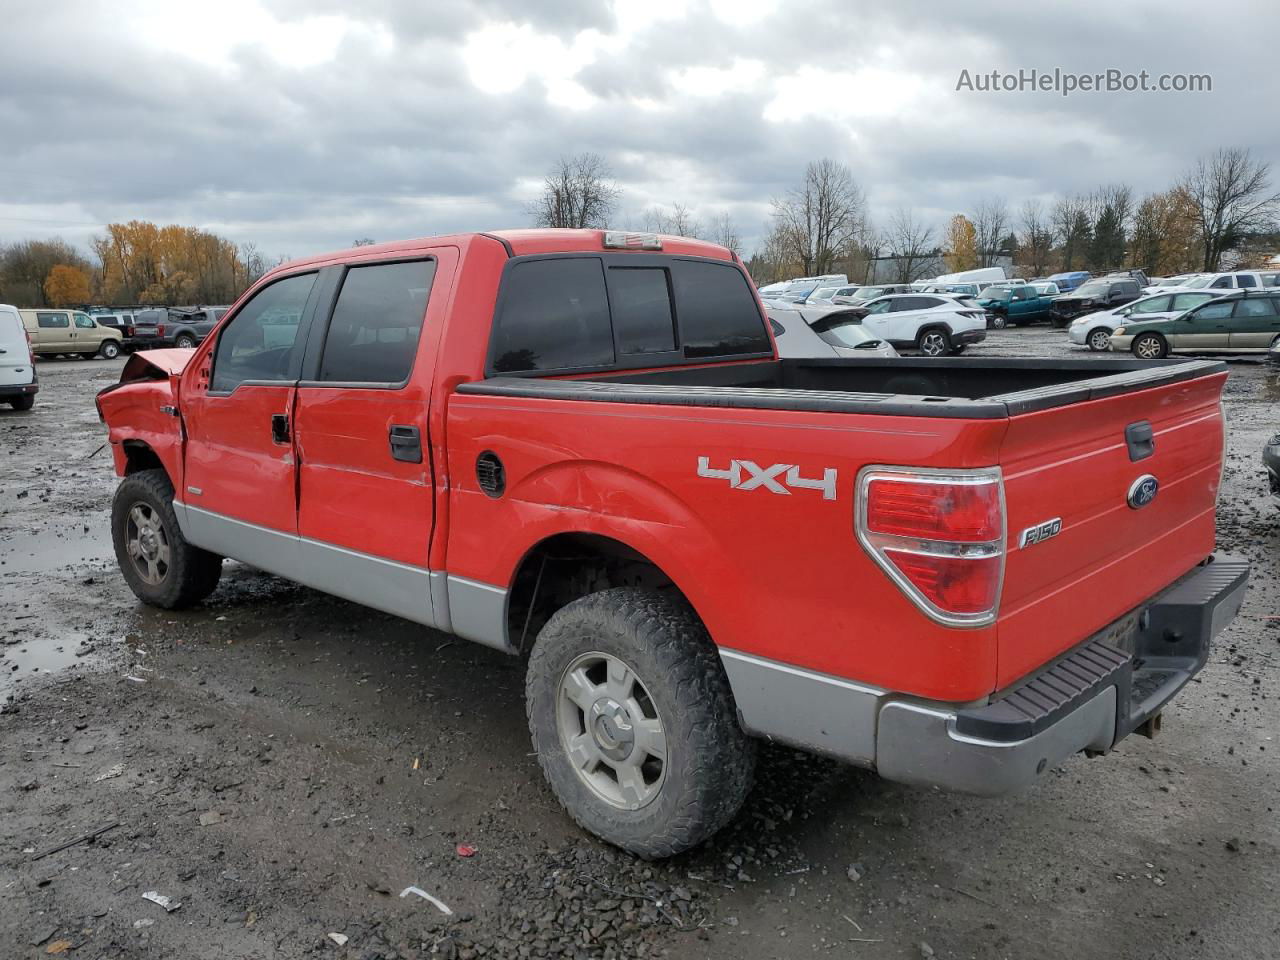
[995, 370, 1226, 688]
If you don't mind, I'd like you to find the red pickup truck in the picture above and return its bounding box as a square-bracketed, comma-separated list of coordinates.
[97, 229, 1248, 858]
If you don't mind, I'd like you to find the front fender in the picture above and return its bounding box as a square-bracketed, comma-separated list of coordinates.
[97, 377, 183, 485]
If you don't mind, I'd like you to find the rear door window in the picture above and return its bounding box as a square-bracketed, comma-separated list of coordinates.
[37, 312, 69, 328]
[317, 260, 436, 384]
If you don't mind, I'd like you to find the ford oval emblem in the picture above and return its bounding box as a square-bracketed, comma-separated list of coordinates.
[1127, 474, 1159, 509]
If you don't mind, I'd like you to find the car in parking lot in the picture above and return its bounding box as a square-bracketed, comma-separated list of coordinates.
[19, 308, 123, 359]
[853, 293, 987, 355]
[1047, 271, 1091, 292]
[1068, 290, 1220, 351]
[1144, 271, 1265, 296]
[0, 303, 38, 409]
[832, 283, 912, 305]
[766, 305, 898, 359]
[1264, 432, 1280, 500]
[804, 283, 862, 305]
[93, 312, 148, 351]
[978, 283, 1057, 327]
[1110, 290, 1280, 359]
[131, 306, 230, 349]
[1049, 277, 1143, 326]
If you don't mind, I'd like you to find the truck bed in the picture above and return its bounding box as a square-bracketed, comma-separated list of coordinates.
[456, 356, 1226, 418]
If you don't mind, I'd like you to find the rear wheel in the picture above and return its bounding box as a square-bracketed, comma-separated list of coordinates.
[9, 395, 34, 411]
[1131, 332, 1168, 360]
[916, 327, 952, 357]
[526, 588, 755, 859]
[1087, 328, 1113, 352]
[112, 469, 222, 608]
[175, 333, 196, 349]
[98, 340, 121, 360]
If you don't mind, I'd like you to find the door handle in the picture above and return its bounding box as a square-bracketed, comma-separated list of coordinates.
[389, 424, 422, 463]
[271, 413, 290, 445]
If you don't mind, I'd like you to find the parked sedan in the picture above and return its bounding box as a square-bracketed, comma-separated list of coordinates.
[832, 284, 911, 305]
[766, 305, 898, 359]
[1110, 291, 1280, 358]
[1264, 432, 1280, 500]
[1068, 290, 1219, 351]
[854, 294, 987, 356]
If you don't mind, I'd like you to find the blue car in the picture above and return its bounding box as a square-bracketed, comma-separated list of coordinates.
[1047, 271, 1091, 292]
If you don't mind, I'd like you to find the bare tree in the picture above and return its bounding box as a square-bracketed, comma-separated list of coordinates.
[1051, 194, 1091, 271]
[971, 197, 1009, 268]
[530, 153, 621, 229]
[642, 202, 701, 238]
[1018, 199, 1055, 277]
[1180, 147, 1280, 271]
[883, 208, 936, 283]
[707, 211, 742, 255]
[771, 159, 866, 275]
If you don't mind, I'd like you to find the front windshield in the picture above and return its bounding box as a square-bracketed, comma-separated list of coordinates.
[982, 287, 1012, 301]
[810, 314, 869, 348]
[1074, 282, 1110, 297]
[1161, 276, 1190, 287]
[1181, 276, 1215, 288]
[857, 287, 888, 299]
[810, 286, 838, 300]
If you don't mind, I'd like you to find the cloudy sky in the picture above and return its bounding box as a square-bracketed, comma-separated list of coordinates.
[1, 0, 1276, 260]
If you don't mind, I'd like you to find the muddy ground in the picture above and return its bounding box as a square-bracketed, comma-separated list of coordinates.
[2, 332, 1277, 960]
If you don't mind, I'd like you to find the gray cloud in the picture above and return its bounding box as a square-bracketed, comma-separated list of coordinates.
[0, 0, 1275, 260]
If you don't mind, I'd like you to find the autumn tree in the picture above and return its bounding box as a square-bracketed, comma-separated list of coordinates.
[771, 159, 866, 275]
[0, 238, 93, 306]
[92, 220, 255, 305]
[43, 264, 92, 306]
[943, 215, 978, 272]
[1180, 147, 1280, 271]
[530, 153, 620, 229]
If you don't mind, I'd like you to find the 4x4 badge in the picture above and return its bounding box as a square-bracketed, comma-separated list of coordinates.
[1127, 474, 1159, 509]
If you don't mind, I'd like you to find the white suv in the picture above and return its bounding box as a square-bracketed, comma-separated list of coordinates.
[1145, 272, 1264, 295]
[855, 294, 988, 356]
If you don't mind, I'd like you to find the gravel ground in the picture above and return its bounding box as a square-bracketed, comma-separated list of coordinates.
[2, 332, 1277, 960]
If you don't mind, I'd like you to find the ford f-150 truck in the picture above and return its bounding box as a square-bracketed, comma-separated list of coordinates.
[96, 229, 1249, 858]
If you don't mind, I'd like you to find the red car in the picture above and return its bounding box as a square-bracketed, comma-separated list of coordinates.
[97, 229, 1248, 857]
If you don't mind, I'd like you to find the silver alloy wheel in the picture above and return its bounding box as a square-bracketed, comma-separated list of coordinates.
[556, 651, 667, 810]
[990, 315, 1006, 329]
[1088, 329, 1112, 351]
[1134, 335, 1163, 360]
[176, 335, 196, 349]
[100, 341, 120, 359]
[919, 331, 948, 356]
[126, 502, 171, 585]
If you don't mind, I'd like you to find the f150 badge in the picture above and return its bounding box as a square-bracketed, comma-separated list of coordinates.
[697, 456, 838, 501]
[1019, 517, 1062, 549]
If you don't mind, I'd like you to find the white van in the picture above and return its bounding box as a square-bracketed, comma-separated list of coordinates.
[932, 267, 1008, 285]
[0, 304, 38, 410]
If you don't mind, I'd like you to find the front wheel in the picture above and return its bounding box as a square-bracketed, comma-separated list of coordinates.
[988, 315, 1006, 329]
[98, 340, 121, 360]
[1131, 332, 1168, 360]
[1087, 328, 1113, 352]
[916, 328, 952, 357]
[175, 334, 196, 349]
[112, 469, 222, 608]
[526, 588, 755, 859]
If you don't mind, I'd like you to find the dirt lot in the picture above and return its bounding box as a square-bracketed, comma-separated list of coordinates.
[2, 333, 1278, 960]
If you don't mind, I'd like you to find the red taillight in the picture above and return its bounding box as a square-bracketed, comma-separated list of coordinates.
[857, 467, 1005, 626]
[865, 477, 1001, 541]
[156, 324, 167, 337]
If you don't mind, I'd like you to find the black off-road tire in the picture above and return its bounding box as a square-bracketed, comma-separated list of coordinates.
[9, 395, 34, 411]
[111, 468, 222, 608]
[526, 588, 755, 859]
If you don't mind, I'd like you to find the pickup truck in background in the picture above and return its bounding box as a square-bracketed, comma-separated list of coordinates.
[97, 229, 1248, 858]
[1050, 276, 1143, 326]
[976, 283, 1056, 326]
[131, 306, 229, 350]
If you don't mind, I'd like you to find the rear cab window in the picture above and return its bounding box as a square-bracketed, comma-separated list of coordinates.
[488, 254, 769, 375]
